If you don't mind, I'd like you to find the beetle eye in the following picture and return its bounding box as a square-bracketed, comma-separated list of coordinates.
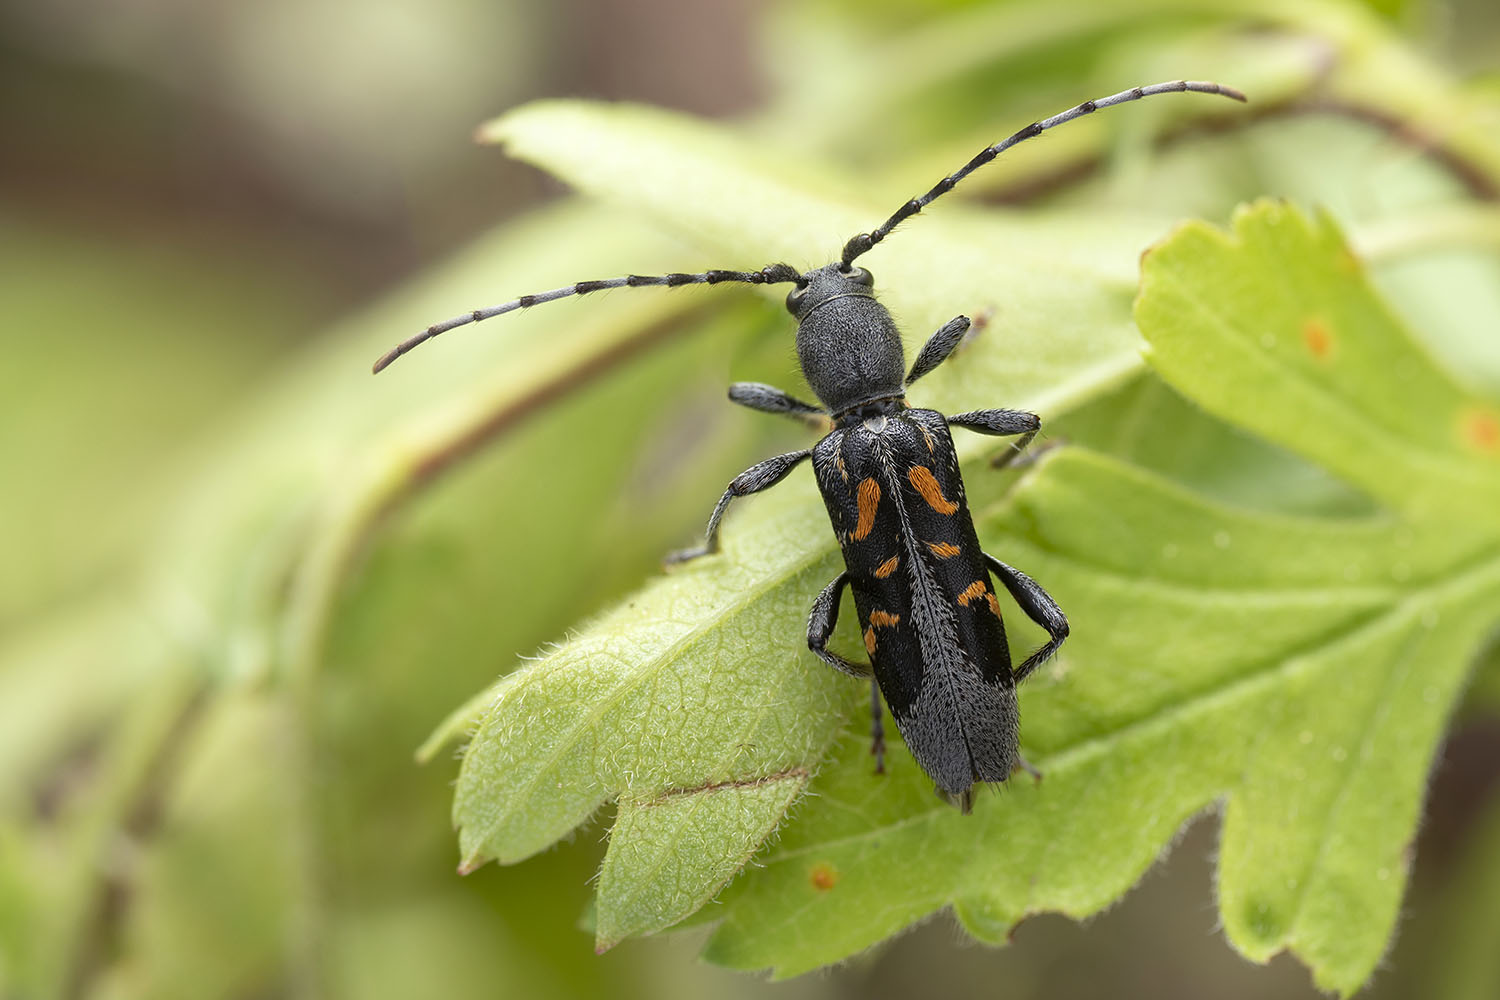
[785, 282, 809, 312]
[848, 266, 873, 287]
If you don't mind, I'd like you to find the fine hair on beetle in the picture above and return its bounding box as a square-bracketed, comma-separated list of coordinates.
[376, 80, 1247, 810]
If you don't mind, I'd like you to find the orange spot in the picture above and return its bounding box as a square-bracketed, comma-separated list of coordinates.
[863, 627, 876, 655]
[1302, 318, 1334, 360]
[927, 541, 961, 559]
[918, 423, 937, 454]
[853, 478, 881, 540]
[908, 466, 958, 515]
[874, 555, 900, 579]
[834, 452, 848, 483]
[1464, 409, 1500, 454]
[810, 863, 838, 891]
[957, 581, 988, 606]
[986, 593, 1002, 618]
[869, 610, 901, 627]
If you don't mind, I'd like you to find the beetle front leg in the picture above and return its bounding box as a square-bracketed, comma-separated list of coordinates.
[983, 552, 1068, 682]
[728, 382, 827, 428]
[905, 315, 971, 386]
[665, 449, 811, 564]
[947, 408, 1041, 469]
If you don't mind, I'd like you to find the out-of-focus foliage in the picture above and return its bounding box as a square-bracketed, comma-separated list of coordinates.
[4, 0, 1500, 998]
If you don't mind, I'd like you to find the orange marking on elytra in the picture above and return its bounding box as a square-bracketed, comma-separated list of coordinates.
[927, 541, 961, 559]
[908, 465, 958, 514]
[834, 452, 849, 483]
[1302, 318, 1334, 360]
[1463, 408, 1500, 454]
[853, 478, 881, 540]
[957, 581, 988, 606]
[986, 592, 1002, 618]
[869, 610, 901, 627]
[863, 627, 877, 655]
[918, 423, 937, 454]
[874, 555, 900, 578]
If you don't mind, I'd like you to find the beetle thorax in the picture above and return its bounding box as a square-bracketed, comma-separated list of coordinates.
[786, 263, 906, 415]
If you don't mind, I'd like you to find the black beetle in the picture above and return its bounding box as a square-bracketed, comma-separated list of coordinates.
[375, 80, 1246, 809]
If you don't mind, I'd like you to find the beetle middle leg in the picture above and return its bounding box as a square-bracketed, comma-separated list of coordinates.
[666, 449, 811, 564]
[982, 553, 1068, 682]
[947, 408, 1041, 469]
[807, 573, 886, 773]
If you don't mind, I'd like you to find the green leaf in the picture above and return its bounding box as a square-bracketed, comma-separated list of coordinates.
[696, 202, 1500, 993]
[1137, 201, 1500, 525]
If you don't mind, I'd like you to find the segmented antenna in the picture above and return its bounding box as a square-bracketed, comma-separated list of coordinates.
[373, 263, 802, 373]
[840, 80, 1247, 267]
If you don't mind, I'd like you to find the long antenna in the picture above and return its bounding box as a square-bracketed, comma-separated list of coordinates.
[840, 80, 1247, 266]
[373, 263, 802, 373]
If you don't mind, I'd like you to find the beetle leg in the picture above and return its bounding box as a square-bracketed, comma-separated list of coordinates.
[905, 315, 971, 386]
[1012, 753, 1043, 783]
[946, 408, 1041, 469]
[982, 553, 1069, 682]
[665, 449, 812, 564]
[806, 571, 869, 678]
[728, 382, 827, 428]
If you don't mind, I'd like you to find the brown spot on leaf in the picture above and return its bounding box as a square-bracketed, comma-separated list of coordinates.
[810, 863, 838, 891]
[1462, 408, 1500, 454]
[1302, 318, 1334, 360]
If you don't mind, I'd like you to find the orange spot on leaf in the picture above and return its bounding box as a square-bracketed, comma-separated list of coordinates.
[853, 478, 881, 540]
[908, 465, 958, 514]
[1302, 318, 1334, 360]
[810, 863, 838, 891]
[1463, 408, 1500, 454]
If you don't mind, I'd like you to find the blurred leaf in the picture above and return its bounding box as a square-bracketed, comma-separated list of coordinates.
[1425, 787, 1500, 1000]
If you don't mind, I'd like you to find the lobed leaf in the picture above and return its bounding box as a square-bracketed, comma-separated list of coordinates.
[1137, 201, 1500, 526]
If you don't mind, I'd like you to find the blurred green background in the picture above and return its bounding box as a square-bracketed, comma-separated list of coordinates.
[4, 0, 1500, 997]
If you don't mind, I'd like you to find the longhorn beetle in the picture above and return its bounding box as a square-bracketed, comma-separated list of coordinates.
[375, 80, 1246, 811]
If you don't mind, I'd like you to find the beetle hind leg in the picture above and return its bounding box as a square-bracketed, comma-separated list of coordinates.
[983, 553, 1069, 683]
